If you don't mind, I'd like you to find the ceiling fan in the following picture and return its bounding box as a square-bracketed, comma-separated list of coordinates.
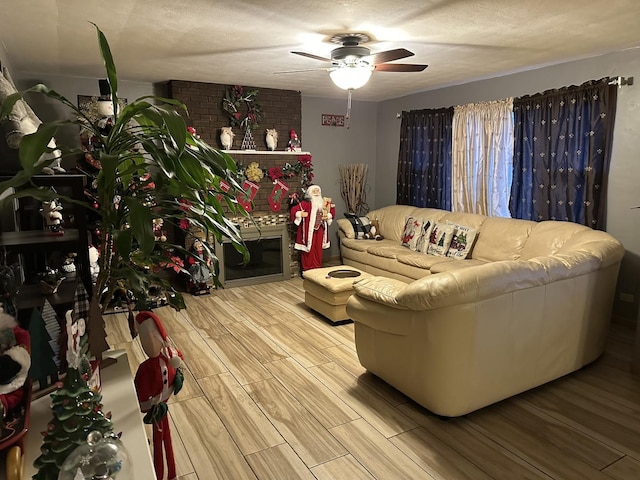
[287, 33, 428, 90]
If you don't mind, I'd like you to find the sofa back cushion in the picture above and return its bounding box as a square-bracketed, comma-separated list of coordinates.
[520, 220, 592, 259]
[471, 217, 535, 261]
[368, 206, 425, 242]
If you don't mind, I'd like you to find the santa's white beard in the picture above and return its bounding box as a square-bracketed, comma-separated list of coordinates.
[310, 194, 324, 211]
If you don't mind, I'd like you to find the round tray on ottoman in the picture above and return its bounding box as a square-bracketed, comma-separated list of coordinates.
[302, 265, 371, 325]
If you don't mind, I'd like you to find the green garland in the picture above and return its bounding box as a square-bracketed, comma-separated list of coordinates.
[222, 85, 263, 131]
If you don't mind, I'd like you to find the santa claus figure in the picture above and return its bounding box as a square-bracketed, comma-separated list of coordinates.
[0, 312, 30, 427]
[290, 184, 335, 271]
[133, 311, 184, 480]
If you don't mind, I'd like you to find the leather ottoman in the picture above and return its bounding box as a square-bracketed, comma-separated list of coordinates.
[302, 265, 371, 324]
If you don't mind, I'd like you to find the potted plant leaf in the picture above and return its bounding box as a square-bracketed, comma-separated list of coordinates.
[0, 23, 249, 312]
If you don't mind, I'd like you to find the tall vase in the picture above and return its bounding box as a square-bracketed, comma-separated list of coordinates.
[241, 128, 256, 150]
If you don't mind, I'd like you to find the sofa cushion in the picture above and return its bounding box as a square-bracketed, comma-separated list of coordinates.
[401, 216, 423, 249]
[340, 237, 375, 252]
[471, 217, 534, 261]
[396, 251, 454, 269]
[427, 222, 455, 256]
[446, 223, 478, 260]
[367, 244, 410, 259]
[430, 258, 487, 273]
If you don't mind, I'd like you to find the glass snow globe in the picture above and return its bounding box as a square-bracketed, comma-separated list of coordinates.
[58, 430, 131, 480]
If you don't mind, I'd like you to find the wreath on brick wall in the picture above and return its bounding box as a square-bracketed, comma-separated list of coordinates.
[222, 85, 263, 131]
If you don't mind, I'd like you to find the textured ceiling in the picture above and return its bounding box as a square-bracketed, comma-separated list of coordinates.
[1, 0, 640, 101]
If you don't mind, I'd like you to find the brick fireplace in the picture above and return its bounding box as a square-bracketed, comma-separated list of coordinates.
[168, 80, 306, 279]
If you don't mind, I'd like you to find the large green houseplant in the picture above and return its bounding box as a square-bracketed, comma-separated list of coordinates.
[0, 24, 249, 311]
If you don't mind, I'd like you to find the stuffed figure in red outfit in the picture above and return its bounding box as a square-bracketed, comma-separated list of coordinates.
[0, 312, 30, 427]
[290, 184, 335, 271]
[133, 311, 184, 480]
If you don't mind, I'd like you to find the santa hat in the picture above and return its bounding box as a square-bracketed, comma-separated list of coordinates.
[135, 311, 182, 368]
[0, 345, 30, 395]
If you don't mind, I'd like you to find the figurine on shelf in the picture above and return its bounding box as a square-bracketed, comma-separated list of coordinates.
[40, 199, 64, 235]
[265, 128, 278, 151]
[153, 218, 167, 242]
[0, 311, 31, 431]
[220, 126, 234, 150]
[287, 129, 302, 152]
[89, 245, 100, 283]
[187, 239, 212, 296]
[134, 311, 183, 480]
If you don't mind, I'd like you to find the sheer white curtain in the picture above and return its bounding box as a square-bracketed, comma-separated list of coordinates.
[452, 98, 514, 216]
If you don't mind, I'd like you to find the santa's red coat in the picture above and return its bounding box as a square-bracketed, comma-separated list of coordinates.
[290, 200, 335, 270]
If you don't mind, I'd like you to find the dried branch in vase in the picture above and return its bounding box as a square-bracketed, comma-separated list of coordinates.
[339, 163, 369, 216]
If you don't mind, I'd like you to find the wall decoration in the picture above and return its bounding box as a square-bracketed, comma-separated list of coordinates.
[321, 114, 345, 127]
[220, 126, 235, 150]
[77, 95, 128, 131]
[222, 85, 263, 131]
[268, 179, 289, 212]
[237, 180, 260, 213]
[265, 128, 278, 150]
[77, 95, 128, 169]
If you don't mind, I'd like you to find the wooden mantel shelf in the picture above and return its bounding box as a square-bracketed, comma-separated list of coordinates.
[223, 150, 310, 155]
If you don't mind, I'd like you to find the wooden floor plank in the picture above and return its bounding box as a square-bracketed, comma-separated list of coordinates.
[245, 443, 317, 480]
[308, 361, 417, 438]
[245, 377, 348, 467]
[390, 427, 494, 480]
[261, 322, 331, 368]
[171, 396, 257, 480]
[329, 418, 434, 480]
[310, 454, 376, 480]
[225, 320, 289, 364]
[204, 333, 272, 385]
[199, 373, 284, 455]
[265, 357, 360, 428]
[171, 329, 228, 379]
[602, 456, 640, 480]
[398, 402, 551, 480]
[467, 402, 614, 479]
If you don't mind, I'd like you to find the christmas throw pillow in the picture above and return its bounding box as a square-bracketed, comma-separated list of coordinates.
[427, 222, 455, 256]
[415, 219, 434, 253]
[401, 216, 422, 249]
[446, 223, 478, 260]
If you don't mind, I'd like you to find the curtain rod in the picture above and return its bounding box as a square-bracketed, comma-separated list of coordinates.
[609, 76, 634, 87]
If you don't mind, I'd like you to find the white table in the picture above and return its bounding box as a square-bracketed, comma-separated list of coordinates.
[19, 350, 155, 479]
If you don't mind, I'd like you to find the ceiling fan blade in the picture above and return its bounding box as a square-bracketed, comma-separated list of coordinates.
[274, 67, 329, 74]
[370, 48, 414, 65]
[291, 51, 332, 62]
[375, 63, 428, 72]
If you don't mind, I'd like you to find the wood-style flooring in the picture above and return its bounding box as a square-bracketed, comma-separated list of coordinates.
[105, 277, 640, 480]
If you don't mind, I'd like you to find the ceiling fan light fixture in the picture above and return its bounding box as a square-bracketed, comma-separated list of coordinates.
[329, 64, 374, 90]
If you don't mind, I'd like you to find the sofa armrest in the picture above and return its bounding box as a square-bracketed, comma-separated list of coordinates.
[352, 277, 410, 309]
[336, 218, 355, 239]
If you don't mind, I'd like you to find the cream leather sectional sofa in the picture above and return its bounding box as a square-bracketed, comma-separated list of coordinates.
[336, 205, 625, 417]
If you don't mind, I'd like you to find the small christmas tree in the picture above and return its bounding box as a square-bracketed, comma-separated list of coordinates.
[32, 368, 113, 479]
[32, 282, 113, 480]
